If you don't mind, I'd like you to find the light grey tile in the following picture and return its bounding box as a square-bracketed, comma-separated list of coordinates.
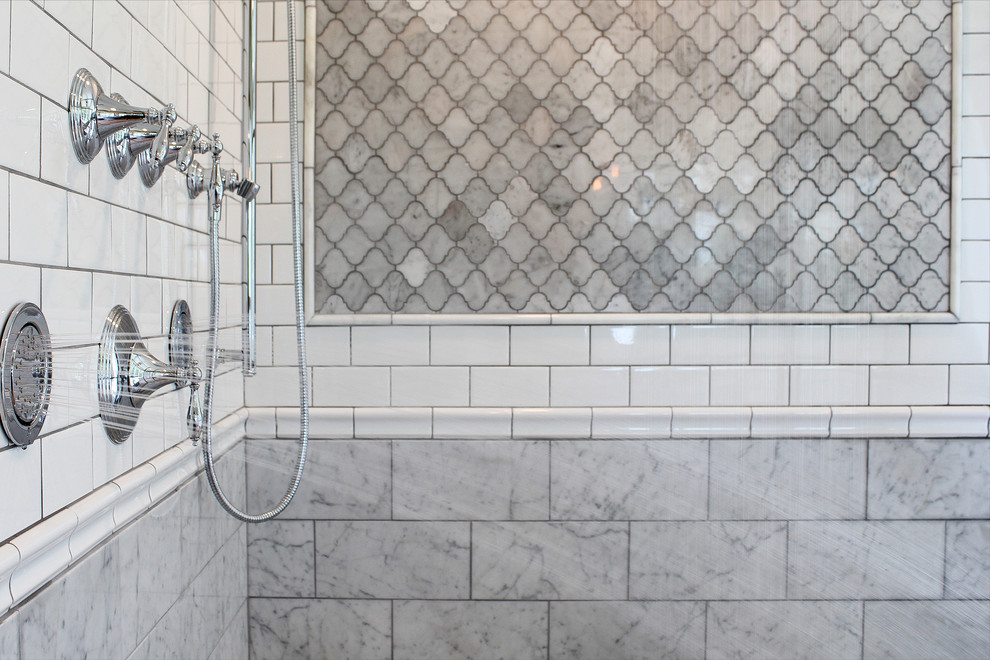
[863, 601, 990, 660]
[945, 521, 990, 599]
[710, 440, 866, 520]
[247, 439, 391, 519]
[208, 601, 248, 660]
[248, 521, 315, 597]
[868, 440, 990, 519]
[0, 612, 17, 660]
[394, 600, 547, 660]
[249, 598, 391, 660]
[473, 522, 628, 599]
[630, 522, 787, 600]
[550, 440, 708, 520]
[550, 601, 705, 660]
[394, 440, 549, 520]
[788, 521, 944, 599]
[316, 521, 470, 598]
[707, 601, 862, 660]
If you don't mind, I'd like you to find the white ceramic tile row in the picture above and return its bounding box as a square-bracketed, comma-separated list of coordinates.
[251, 405, 990, 441]
[0, 409, 246, 617]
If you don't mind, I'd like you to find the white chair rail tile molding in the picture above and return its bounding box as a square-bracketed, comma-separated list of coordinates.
[1, 1, 989, 659]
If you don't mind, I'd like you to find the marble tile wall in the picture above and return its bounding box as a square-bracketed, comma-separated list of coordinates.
[0, 444, 248, 660]
[246, 435, 990, 659]
[313, 0, 952, 314]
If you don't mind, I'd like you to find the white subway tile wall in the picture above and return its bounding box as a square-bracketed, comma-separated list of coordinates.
[0, 0, 245, 552]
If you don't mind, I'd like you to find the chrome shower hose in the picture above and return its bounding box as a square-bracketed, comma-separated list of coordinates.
[201, 0, 309, 522]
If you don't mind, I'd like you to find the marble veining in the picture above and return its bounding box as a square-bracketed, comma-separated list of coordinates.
[472, 521, 628, 599]
[315, 521, 470, 598]
[550, 439, 708, 520]
[944, 521, 990, 599]
[863, 601, 990, 660]
[630, 521, 787, 599]
[393, 600, 548, 660]
[248, 521, 316, 598]
[0, 613, 17, 660]
[314, 0, 951, 314]
[249, 598, 391, 660]
[550, 601, 706, 659]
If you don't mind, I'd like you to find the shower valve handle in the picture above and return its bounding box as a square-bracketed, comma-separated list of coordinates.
[176, 124, 201, 172]
[151, 104, 176, 166]
[187, 379, 203, 445]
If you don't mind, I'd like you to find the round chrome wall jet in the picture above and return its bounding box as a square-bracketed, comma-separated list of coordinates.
[0, 303, 53, 447]
[98, 302, 197, 443]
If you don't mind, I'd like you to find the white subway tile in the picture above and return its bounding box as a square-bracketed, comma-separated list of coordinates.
[963, 34, 990, 75]
[830, 325, 909, 364]
[277, 407, 354, 438]
[590, 325, 669, 365]
[257, 122, 296, 163]
[128, 277, 161, 334]
[0, 443, 41, 541]
[870, 366, 949, 405]
[352, 326, 429, 365]
[961, 160, 989, 201]
[45, 0, 93, 45]
[963, 0, 990, 32]
[958, 283, 990, 322]
[0, 172, 8, 261]
[111, 207, 147, 275]
[9, 0, 69, 102]
[751, 325, 829, 364]
[257, 39, 289, 82]
[471, 367, 549, 407]
[750, 408, 831, 438]
[710, 367, 789, 406]
[950, 365, 990, 405]
[41, 269, 92, 338]
[433, 408, 512, 438]
[961, 240, 990, 281]
[672, 408, 751, 438]
[9, 175, 67, 266]
[246, 408, 277, 437]
[830, 406, 910, 438]
[670, 326, 749, 365]
[276, 326, 349, 365]
[40, 423, 93, 517]
[431, 326, 508, 365]
[909, 406, 990, 438]
[961, 200, 990, 240]
[40, 98, 88, 193]
[392, 367, 469, 406]
[66, 193, 111, 271]
[354, 407, 432, 438]
[963, 117, 990, 159]
[550, 367, 628, 407]
[512, 326, 589, 365]
[0, 0, 9, 73]
[245, 367, 304, 407]
[130, 395, 165, 466]
[91, 273, 129, 337]
[591, 408, 672, 438]
[630, 366, 709, 406]
[0, 75, 39, 176]
[313, 367, 390, 407]
[513, 408, 591, 438]
[790, 366, 869, 406]
[911, 324, 989, 364]
[963, 75, 990, 118]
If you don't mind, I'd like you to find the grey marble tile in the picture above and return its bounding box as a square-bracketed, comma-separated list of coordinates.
[18, 536, 140, 660]
[0, 612, 17, 660]
[863, 601, 990, 660]
[788, 521, 944, 599]
[707, 601, 862, 660]
[868, 440, 990, 519]
[247, 439, 390, 520]
[248, 521, 315, 597]
[550, 440, 708, 520]
[394, 600, 547, 660]
[249, 598, 391, 660]
[945, 521, 990, 599]
[208, 600, 248, 660]
[710, 440, 866, 520]
[550, 601, 705, 660]
[472, 521, 628, 599]
[630, 522, 787, 600]
[316, 521, 469, 598]
[393, 440, 549, 520]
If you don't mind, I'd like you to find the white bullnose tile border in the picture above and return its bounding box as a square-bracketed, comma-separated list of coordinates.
[0, 409, 247, 617]
[253, 406, 990, 440]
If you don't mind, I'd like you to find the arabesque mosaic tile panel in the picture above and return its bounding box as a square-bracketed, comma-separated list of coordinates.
[313, 0, 951, 314]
